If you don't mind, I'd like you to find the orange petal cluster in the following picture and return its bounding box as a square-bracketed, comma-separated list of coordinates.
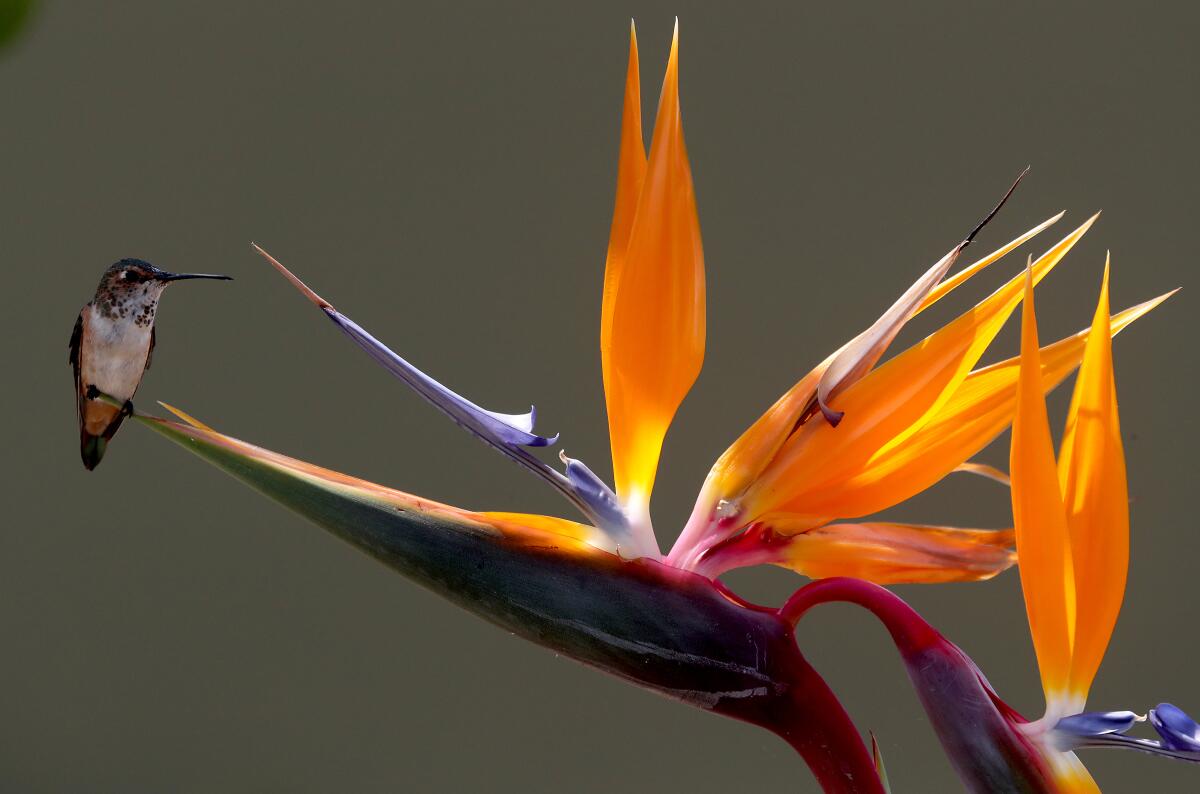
[1011, 259, 1129, 714]
[601, 21, 705, 533]
[672, 215, 1168, 584]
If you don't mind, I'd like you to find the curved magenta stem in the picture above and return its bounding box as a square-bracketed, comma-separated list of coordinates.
[769, 648, 890, 793]
[702, 581, 885, 793]
[782, 576, 942, 654]
[782, 578, 1056, 793]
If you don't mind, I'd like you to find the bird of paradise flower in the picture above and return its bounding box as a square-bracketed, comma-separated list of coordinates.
[108, 21, 1197, 792]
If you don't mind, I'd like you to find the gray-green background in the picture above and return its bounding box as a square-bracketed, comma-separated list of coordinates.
[4, 2, 1197, 791]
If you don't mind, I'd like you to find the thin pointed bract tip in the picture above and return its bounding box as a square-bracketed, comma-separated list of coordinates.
[157, 401, 215, 432]
[963, 166, 1029, 247]
[251, 243, 332, 309]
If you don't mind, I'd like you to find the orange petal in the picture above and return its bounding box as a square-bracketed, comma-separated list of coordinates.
[706, 214, 1067, 508]
[1010, 267, 1073, 704]
[816, 242, 964, 425]
[739, 215, 1096, 522]
[602, 21, 705, 510]
[696, 349, 838, 509]
[666, 348, 839, 568]
[915, 212, 1064, 315]
[1060, 261, 1129, 702]
[600, 21, 647, 383]
[703, 520, 1015, 585]
[815, 175, 1041, 426]
[669, 214, 1068, 566]
[772, 293, 1169, 521]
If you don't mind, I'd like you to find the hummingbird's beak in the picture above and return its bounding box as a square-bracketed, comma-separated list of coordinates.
[157, 271, 233, 282]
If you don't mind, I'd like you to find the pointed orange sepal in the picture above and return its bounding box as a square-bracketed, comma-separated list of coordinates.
[768, 292, 1168, 523]
[600, 21, 646, 373]
[1059, 259, 1129, 702]
[1011, 266, 1073, 703]
[738, 216, 1095, 523]
[602, 21, 705, 510]
[691, 215, 1067, 522]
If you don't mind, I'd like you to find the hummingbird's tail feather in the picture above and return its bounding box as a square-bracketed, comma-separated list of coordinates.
[80, 411, 127, 470]
[80, 432, 107, 470]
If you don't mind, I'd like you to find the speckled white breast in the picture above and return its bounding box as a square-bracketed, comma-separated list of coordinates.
[80, 304, 153, 401]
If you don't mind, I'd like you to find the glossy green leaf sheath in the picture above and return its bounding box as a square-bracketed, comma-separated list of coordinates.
[136, 411, 884, 793]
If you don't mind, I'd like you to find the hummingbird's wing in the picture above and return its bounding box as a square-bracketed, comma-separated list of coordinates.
[68, 310, 83, 420]
[70, 307, 122, 470]
[146, 326, 155, 370]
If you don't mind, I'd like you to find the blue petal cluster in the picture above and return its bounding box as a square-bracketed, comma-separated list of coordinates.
[1054, 704, 1200, 763]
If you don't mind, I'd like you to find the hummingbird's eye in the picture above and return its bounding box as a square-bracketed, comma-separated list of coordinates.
[122, 271, 139, 283]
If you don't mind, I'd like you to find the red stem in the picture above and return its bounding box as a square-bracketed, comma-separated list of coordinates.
[782, 577, 942, 655]
[705, 581, 886, 793]
[781, 578, 1055, 793]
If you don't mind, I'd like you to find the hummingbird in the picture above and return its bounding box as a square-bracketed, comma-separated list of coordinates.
[69, 259, 232, 470]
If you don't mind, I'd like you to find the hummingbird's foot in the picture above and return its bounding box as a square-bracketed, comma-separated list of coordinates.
[85, 384, 101, 400]
[119, 399, 135, 419]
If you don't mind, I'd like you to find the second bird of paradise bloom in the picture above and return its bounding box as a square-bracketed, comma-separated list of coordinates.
[109, 21, 1198, 792]
[784, 265, 1200, 791]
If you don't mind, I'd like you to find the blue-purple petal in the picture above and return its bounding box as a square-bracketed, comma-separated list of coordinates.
[255, 244, 632, 542]
[559, 452, 626, 532]
[330, 308, 640, 536]
[328, 308, 627, 529]
[1055, 710, 1141, 737]
[328, 308, 556, 448]
[1150, 703, 1200, 752]
[1059, 703, 1200, 764]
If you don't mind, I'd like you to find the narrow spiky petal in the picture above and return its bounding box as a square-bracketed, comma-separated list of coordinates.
[600, 21, 646, 384]
[602, 21, 705, 521]
[915, 212, 1065, 315]
[1060, 261, 1128, 702]
[770, 295, 1168, 523]
[669, 215, 1070, 566]
[738, 216, 1095, 523]
[815, 242, 964, 426]
[815, 169, 1028, 426]
[1011, 267, 1073, 705]
[678, 351, 837, 530]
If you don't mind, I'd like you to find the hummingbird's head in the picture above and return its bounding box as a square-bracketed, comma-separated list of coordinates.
[94, 259, 232, 325]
